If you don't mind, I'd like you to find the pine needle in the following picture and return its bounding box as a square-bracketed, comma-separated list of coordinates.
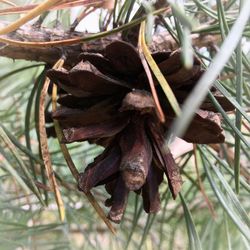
[139, 21, 181, 117]
[39, 58, 65, 222]
[0, 8, 168, 48]
[0, 0, 107, 16]
[193, 144, 216, 218]
[0, 0, 61, 35]
[0, 0, 16, 7]
[138, 30, 165, 123]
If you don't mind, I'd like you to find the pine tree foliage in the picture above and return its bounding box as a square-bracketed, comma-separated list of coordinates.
[0, 1, 249, 249]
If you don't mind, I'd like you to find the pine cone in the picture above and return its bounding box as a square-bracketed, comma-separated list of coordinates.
[47, 41, 234, 223]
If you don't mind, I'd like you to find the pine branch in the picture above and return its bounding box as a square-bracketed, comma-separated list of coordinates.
[0, 22, 220, 66]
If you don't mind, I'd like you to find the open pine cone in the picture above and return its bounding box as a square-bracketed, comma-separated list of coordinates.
[47, 41, 234, 223]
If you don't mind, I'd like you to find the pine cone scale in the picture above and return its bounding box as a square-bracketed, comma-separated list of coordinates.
[147, 120, 182, 199]
[107, 176, 129, 224]
[62, 116, 129, 143]
[142, 165, 163, 213]
[78, 146, 121, 193]
[119, 120, 152, 191]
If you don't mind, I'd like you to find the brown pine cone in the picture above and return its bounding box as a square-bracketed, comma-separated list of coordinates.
[47, 41, 234, 223]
